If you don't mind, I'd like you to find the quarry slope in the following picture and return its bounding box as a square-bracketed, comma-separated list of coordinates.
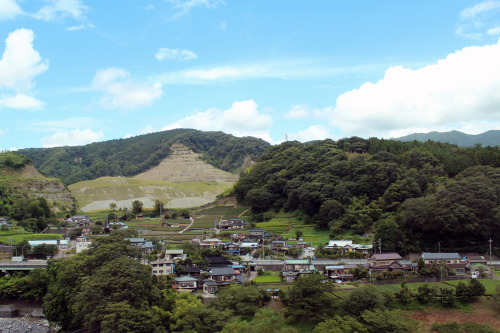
[70, 144, 238, 211]
[133, 143, 238, 182]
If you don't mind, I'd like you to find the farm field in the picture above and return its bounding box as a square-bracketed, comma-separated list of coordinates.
[0, 227, 64, 245]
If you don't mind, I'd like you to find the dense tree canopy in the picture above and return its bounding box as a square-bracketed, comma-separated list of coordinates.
[234, 138, 500, 253]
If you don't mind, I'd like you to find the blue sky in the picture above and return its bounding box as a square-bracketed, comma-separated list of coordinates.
[1, 0, 500, 150]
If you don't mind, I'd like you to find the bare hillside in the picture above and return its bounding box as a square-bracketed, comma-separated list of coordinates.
[1, 165, 73, 206]
[134, 143, 238, 182]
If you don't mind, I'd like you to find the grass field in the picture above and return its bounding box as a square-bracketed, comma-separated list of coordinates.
[443, 279, 500, 295]
[0, 227, 64, 244]
[254, 275, 282, 283]
[70, 177, 233, 209]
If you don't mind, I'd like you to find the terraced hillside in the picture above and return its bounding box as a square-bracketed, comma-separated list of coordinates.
[134, 143, 238, 182]
[70, 144, 238, 211]
[1, 164, 73, 209]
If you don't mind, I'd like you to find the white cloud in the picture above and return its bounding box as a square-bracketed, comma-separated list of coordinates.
[0, 29, 49, 93]
[0, 94, 44, 109]
[0, 29, 47, 110]
[460, 0, 500, 18]
[155, 60, 378, 85]
[291, 125, 331, 142]
[41, 128, 104, 148]
[161, 100, 273, 142]
[33, 0, 88, 22]
[488, 26, 500, 35]
[155, 48, 197, 61]
[0, 0, 23, 21]
[166, 0, 222, 19]
[327, 38, 500, 139]
[145, 4, 155, 10]
[91, 68, 163, 110]
[65, 24, 84, 31]
[285, 105, 310, 119]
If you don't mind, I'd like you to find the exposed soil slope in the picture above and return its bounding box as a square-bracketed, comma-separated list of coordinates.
[0, 165, 73, 206]
[134, 143, 238, 182]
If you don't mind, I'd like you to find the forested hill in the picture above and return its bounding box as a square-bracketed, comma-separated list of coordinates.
[394, 130, 500, 147]
[234, 137, 500, 253]
[18, 129, 270, 185]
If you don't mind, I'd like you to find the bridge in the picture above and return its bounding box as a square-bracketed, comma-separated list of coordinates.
[0, 260, 48, 275]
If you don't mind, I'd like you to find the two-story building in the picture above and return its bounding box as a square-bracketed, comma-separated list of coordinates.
[76, 236, 92, 253]
[150, 259, 175, 276]
[421, 252, 466, 275]
[202, 267, 246, 294]
[282, 259, 316, 282]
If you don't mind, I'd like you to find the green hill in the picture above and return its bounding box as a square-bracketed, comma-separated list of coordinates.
[18, 129, 270, 185]
[394, 130, 500, 147]
[0, 152, 74, 214]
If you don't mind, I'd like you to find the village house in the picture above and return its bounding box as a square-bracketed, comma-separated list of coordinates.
[218, 218, 250, 230]
[202, 267, 246, 294]
[421, 252, 466, 275]
[223, 242, 241, 256]
[68, 215, 91, 227]
[149, 259, 175, 276]
[247, 229, 266, 241]
[199, 238, 223, 249]
[368, 252, 410, 274]
[282, 259, 316, 282]
[324, 265, 354, 282]
[76, 236, 92, 253]
[174, 276, 198, 292]
[165, 249, 187, 261]
[325, 240, 373, 256]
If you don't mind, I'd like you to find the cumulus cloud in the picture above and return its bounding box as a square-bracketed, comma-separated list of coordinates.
[327, 38, 500, 138]
[91, 68, 163, 110]
[292, 125, 331, 142]
[0, 29, 49, 93]
[162, 100, 273, 142]
[41, 128, 104, 148]
[0, 0, 23, 21]
[33, 0, 88, 22]
[0, 29, 47, 110]
[155, 48, 197, 61]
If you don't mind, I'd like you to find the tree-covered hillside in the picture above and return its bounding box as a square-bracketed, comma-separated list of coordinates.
[19, 129, 270, 185]
[234, 137, 500, 254]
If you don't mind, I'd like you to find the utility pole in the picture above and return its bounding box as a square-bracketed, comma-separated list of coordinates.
[490, 238, 493, 266]
[379, 238, 382, 253]
[438, 242, 440, 253]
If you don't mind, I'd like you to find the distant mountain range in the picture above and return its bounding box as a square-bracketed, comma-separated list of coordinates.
[394, 130, 500, 147]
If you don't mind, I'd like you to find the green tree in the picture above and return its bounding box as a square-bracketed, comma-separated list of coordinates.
[221, 308, 298, 333]
[132, 200, 143, 215]
[283, 273, 337, 322]
[72, 257, 161, 332]
[361, 308, 418, 333]
[214, 284, 270, 316]
[313, 315, 368, 333]
[341, 285, 386, 317]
